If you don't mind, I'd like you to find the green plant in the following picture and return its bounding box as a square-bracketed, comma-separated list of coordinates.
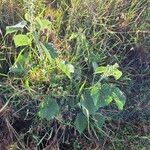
[5, 0, 126, 137]
[1, 0, 149, 149]
[38, 63, 126, 135]
[5, 1, 74, 84]
[74, 63, 126, 134]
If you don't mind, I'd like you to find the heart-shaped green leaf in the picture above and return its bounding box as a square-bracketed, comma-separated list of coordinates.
[94, 113, 105, 129]
[81, 91, 97, 114]
[13, 34, 32, 47]
[90, 83, 101, 106]
[56, 59, 74, 79]
[74, 113, 88, 134]
[35, 17, 52, 30]
[38, 97, 59, 121]
[97, 84, 114, 108]
[95, 63, 122, 80]
[112, 87, 126, 110]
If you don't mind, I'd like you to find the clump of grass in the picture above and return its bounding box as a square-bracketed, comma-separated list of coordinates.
[0, 0, 24, 27]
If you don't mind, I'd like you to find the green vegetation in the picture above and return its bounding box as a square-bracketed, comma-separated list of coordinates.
[0, 0, 149, 149]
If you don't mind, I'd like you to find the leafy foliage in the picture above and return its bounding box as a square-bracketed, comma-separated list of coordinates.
[35, 17, 52, 30]
[13, 34, 32, 47]
[56, 59, 74, 79]
[36, 62, 126, 134]
[74, 112, 88, 134]
[112, 86, 126, 110]
[95, 63, 122, 80]
[38, 96, 59, 121]
[2, 0, 149, 148]
[6, 21, 27, 34]
[94, 113, 105, 129]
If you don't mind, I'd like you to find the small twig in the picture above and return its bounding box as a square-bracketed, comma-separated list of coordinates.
[0, 98, 10, 114]
[135, 6, 147, 23]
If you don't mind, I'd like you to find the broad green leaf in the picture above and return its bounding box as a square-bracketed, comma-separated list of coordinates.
[44, 43, 58, 59]
[95, 63, 122, 80]
[38, 97, 59, 121]
[97, 84, 114, 108]
[35, 17, 52, 30]
[94, 113, 105, 129]
[74, 113, 88, 134]
[56, 59, 74, 79]
[111, 68, 122, 80]
[94, 83, 126, 110]
[40, 42, 53, 61]
[81, 91, 97, 114]
[90, 83, 101, 106]
[13, 34, 31, 47]
[6, 21, 27, 35]
[112, 87, 126, 110]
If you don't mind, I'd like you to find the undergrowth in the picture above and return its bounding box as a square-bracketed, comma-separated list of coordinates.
[0, 0, 150, 149]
